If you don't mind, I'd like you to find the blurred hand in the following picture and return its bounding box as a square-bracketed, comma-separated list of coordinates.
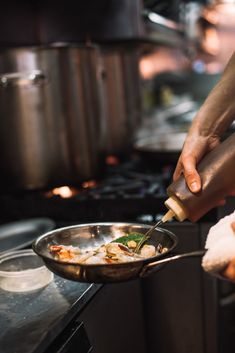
[173, 133, 220, 193]
[221, 222, 235, 282]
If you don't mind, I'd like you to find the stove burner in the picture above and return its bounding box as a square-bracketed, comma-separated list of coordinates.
[0, 157, 217, 225]
[44, 159, 173, 201]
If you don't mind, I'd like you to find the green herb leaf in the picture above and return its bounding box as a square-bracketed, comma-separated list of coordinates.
[112, 232, 145, 247]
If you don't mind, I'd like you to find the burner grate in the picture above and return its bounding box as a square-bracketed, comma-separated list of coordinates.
[0, 157, 217, 225]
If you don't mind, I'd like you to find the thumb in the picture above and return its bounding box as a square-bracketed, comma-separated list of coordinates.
[182, 156, 201, 193]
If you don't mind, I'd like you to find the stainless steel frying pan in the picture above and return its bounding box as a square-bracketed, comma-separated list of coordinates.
[32, 223, 204, 283]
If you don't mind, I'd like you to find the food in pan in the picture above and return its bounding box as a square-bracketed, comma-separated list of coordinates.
[49, 232, 168, 265]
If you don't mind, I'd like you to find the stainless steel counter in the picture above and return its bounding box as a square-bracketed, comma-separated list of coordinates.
[0, 275, 101, 353]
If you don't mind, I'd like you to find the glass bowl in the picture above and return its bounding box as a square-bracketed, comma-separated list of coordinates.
[0, 249, 54, 292]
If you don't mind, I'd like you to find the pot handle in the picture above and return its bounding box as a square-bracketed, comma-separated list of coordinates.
[0, 70, 47, 87]
[140, 250, 205, 278]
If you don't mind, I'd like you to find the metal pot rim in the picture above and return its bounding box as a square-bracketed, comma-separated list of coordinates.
[0, 42, 99, 53]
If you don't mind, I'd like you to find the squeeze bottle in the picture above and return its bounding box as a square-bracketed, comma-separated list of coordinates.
[163, 133, 235, 222]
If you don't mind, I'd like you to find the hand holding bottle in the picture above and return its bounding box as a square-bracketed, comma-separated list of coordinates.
[165, 132, 235, 222]
[173, 133, 220, 193]
[173, 52, 235, 195]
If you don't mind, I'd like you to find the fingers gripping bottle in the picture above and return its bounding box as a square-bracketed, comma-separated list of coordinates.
[163, 133, 235, 222]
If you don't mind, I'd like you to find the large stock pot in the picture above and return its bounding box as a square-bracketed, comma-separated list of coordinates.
[100, 44, 142, 155]
[0, 44, 104, 190]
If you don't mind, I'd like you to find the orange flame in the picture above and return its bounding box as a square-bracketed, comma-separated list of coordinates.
[44, 186, 78, 198]
[82, 180, 97, 189]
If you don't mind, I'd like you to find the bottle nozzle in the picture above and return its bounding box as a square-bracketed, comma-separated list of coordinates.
[162, 209, 175, 223]
[164, 196, 188, 222]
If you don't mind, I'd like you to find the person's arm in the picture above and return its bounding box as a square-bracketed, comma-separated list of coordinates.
[173, 52, 235, 192]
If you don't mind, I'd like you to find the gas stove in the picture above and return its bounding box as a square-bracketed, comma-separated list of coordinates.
[0, 154, 217, 226]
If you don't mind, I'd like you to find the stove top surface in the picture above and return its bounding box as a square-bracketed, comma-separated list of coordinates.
[0, 156, 217, 225]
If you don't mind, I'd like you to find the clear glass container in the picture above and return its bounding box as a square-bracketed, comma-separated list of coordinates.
[0, 249, 53, 292]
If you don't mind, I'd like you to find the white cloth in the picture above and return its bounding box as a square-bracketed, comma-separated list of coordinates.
[202, 210, 235, 275]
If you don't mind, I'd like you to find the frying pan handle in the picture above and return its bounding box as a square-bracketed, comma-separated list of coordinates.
[140, 250, 205, 278]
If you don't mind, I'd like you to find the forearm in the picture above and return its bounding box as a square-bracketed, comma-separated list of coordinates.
[189, 52, 235, 138]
